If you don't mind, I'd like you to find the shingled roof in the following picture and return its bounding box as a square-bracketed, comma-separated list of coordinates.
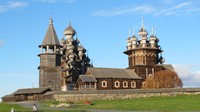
[13, 87, 52, 95]
[79, 75, 97, 82]
[86, 67, 141, 79]
[162, 64, 175, 71]
[41, 18, 60, 46]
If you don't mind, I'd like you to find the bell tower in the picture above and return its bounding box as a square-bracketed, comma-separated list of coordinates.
[124, 20, 165, 79]
[38, 18, 62, 91]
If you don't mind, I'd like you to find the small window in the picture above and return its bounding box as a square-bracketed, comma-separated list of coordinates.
[102, 81, 107, 88]
[115, 81, 120, 88]
[131, 81, 136, 88]
[149, 74, 153, 80]
[123, 81, 128, 88]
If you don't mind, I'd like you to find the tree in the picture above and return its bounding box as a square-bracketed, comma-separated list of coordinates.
[143, 69, 183, 89]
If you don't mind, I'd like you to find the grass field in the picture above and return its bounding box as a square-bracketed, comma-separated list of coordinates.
[72, 94, 200, 111]
[0, 102, 32, 112]
[1, 94, 200, 112]
[0, 102, 86, 112]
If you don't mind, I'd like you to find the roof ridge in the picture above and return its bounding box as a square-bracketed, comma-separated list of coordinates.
[88, 67, 128, 70]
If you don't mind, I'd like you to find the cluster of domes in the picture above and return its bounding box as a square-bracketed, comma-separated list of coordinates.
[126, 25, 160, 50]
[60, 22, 91, 82]
[125, 23, 165, 65]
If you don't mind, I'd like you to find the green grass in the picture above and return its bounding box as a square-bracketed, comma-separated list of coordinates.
[0, 102, 87, 112]
[1, 95, 200, 112]
[71, 94, 200, 111]
[0, 102, 32, 111]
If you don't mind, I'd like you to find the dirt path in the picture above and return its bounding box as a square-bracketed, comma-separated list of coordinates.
[10, 101, 154, 112]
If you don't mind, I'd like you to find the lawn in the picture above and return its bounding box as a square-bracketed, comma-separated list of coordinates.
[0, 102, 87, 112]
[0, 102, 32, 112]
[1, 94, 200, 112]
[72, 94, 200, 111]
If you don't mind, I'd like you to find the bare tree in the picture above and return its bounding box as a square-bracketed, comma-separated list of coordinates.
[143, 69, 183, 89]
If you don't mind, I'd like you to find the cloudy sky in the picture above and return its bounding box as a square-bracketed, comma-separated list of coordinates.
[0, 0, 200, 99]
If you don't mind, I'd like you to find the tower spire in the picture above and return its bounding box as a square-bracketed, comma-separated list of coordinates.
[132, 26, 135, 36]
[69, 21, 72, 26]
[138, 17, 148, 37]
[142, 17, 144, 28]
[41, 17, 60, 46]
[49, 17, 53, 24]
[151, 26, 154, 36]
[128, 28, 131, 37]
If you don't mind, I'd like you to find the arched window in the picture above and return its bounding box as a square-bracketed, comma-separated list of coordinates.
[101, 80, 107, 88]
[149, 74, 153, 80]
[131, 81, 136, 88]
[115, 81, 120, 88]
[123, 81, 128, 88]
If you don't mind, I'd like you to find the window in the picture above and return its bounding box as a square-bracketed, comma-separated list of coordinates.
[131, 81, 136, 88]
[149, 74, 153, 80]
[115, 81, 120, 88]
[123, 81, 128, 88]
[101, 81, 107, 88]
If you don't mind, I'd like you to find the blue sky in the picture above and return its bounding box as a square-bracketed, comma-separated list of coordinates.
[1, 0, 200, 100]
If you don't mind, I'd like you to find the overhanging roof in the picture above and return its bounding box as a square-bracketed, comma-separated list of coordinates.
[79, 75, 97, 82]
[86, 67, 142, 79]
[13, 87, 52, 95]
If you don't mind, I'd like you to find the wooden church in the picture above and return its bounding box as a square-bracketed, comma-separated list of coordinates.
[2, 18, 177, 102]
[38, 18, 174, 91]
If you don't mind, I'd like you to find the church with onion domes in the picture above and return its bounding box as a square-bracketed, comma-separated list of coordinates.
[1, 17, 177, 102]
[38, 18, 174, 91]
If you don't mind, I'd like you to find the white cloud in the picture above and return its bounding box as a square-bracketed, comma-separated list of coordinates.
[133, 5, 155, 13]
[154, 2, 191, 16]
[0, 1, 28, 13]
[93, 5, 155, 16]
[35, 0, 75, 3]
[154, 2, 200, 16]
[173, 64, 200, 87]
[174, 2, 191, 9]
[93, 1, 200, 17]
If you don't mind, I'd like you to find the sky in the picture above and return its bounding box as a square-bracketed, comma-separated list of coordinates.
[0, 0, 200, 100]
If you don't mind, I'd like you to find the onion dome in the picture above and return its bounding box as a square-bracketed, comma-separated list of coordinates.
[126, 37, 131, 43]
[131, 35, 137, 41]
[138, 18, 148, 37]
[67, 44, 74, 50]
[138, 27, 148, 37]
[60, 37, 65, 44]
[79, 45, 86, 53]
[155, 36, 159, 42]
[63, 22, 76, 36]
[69, 54, 74, 59]
[85, 56, 90, 62]
[150, 34, 157, 41]
[159, 56, 165, 64]
[78, 45, 84, 51]
[74, 37, 80, 45]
